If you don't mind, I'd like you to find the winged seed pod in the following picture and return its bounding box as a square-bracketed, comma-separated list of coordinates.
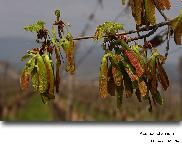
[43, 53, 55, 99]
[99, 55, 109, 98]
[20, 57, 36, 90]
[37, 54, 48, 93]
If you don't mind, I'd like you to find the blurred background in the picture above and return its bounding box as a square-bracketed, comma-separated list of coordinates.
[0, 0, 182, 121]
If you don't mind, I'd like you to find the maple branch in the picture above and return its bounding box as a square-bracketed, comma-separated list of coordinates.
[128, 26, 158, 42]
[73, 20, 170, 41]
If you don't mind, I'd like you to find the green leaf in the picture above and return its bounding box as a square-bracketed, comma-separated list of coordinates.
[24, 20, 45, 32]
[94, 22, 123, 40]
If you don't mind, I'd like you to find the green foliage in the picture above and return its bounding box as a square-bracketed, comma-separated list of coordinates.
[21, 10, 75, 103]
[94, 22, 169, 111]
[24, 20, 45, 32]
[94, 22, 123, 39]
[20, 1, 181, 112]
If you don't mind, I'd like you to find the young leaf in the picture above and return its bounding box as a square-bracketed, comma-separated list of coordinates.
[94, 22, 123, 39]
[24, 20, 45, 33]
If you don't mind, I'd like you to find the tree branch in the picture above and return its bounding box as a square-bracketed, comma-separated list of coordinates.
[128, 27, 158, 42]
[73, 20, 170, 41]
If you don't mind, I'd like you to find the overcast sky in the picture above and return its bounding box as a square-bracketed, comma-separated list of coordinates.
[0, 0, 181, 66]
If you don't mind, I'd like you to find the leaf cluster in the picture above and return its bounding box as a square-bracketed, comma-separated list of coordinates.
[20, 10, 75, 103]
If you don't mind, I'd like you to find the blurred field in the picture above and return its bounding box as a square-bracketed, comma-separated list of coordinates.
[0, 61, 181, 121]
